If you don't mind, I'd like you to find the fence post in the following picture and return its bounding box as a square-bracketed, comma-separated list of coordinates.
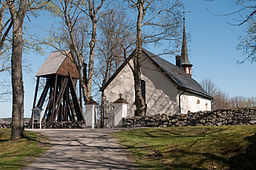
[85, 97, 98, 129]
[113, 94, 128, 127]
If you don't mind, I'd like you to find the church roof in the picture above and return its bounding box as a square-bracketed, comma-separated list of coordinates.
[101, 48, 212, 100]
[142, 49, 212, 99]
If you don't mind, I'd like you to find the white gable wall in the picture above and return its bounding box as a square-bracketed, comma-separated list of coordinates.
[104, 60, 136, 117]
[140, 54, 179, 115]
[180, 92, 212, 114]
[104, 53, 211, 117]
[104, 53, 179, 117]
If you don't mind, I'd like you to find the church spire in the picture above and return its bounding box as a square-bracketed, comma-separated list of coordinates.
[180, 11, 192, 76]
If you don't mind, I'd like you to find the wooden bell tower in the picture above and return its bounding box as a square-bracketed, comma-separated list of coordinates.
[31, 50, 85, 125]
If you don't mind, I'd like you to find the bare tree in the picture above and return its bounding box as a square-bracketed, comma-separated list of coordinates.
[7, 0, 49, 140]
[212, 90, 230, 110]
[46, 0, 110, 102]
[97, 10, 134, 85]
[201, 78, 218, 97]
[126, 0, 182, 116]
[97, 9, 135, 126]
[229, 96, 256, 108]
[201, 78, 256, 110]
[7, 0, 28, 140]
[208, 0, 256, 62]
[0, 1, 12, 75]
[76, 0, 110, 98]
[238, 15, 256, 63]
[233, 0, 256, 63]
[0, 1, 12, 55]
[44, 0, 91, 108]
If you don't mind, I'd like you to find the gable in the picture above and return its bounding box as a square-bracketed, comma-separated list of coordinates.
[56, 56, 79, 79]
[36, 50, 79, 79]
[36, 51, 68, 77]
[101, 48, 212, 100]
[100, 51, 135, 91]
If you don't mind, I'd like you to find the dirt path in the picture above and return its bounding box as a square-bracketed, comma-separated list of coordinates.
[24, 129, 137, 170]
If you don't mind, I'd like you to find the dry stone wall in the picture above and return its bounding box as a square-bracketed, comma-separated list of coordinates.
[0, 122, 11, 128]
[122, 108, 256, 127]
[1, 108, 256, 128]
[0, 121, 86, 129]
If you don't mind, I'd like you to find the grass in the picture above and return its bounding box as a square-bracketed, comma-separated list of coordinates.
[113, 125, 256, 169]
[0, 129, 49, 169]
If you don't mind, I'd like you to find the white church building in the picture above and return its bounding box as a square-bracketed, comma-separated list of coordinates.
[100, 18, 213, 124]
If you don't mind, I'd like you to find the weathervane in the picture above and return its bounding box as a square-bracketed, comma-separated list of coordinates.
[182, 10, 191, 21]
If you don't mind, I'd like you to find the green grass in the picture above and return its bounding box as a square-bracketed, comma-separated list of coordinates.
[113, 125, 256, 169]
[0, 129, 49, 169]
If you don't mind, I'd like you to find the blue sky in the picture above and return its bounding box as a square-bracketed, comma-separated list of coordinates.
[0, 0, 255, 118]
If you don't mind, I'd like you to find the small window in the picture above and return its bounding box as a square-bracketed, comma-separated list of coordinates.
[141, 80, 146, 102]
[197, 99, 200, 104]
[206, 103, 208, 110]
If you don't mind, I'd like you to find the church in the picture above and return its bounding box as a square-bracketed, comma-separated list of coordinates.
[101, 18, 213, 117]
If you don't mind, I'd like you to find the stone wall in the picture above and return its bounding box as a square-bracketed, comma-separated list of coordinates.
[0, 121, 86, 129]
[122, 108, 256, 128]
[0, 122, 11, 128]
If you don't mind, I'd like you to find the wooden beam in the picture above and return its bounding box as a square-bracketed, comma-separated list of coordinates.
[37, 79, 50, 108]
[79, 80, 83, 112]
[43, 84, 54, 122]
[66, 93, 75, 122]
[30, 77, 40, 122]
[32, 77, 40, 109]
[52, 77, 68, 122]
[68, 74, 85, 122]
[51, 75, 58, 120]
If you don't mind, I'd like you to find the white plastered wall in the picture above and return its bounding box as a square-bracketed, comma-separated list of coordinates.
[104, 60, 136, 117]
[104, 53, 179, 117]
[114, 103, 128, 127]
[140, 55, 179, 115]
[179, 91, 212, 114]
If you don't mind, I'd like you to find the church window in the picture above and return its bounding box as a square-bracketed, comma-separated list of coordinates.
[197, 99, 200, 104]
[141, 80, 146, 102]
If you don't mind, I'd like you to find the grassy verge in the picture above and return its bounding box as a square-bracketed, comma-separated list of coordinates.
[0, 129, 48, 169]
[113, 125, 256, 169]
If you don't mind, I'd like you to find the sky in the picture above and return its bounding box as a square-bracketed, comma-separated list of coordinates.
[0, 0, 255, 118]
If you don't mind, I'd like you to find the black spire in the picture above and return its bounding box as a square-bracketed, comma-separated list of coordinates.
[181, 12, 192, 67]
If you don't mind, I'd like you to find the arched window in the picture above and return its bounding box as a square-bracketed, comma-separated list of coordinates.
[197, 99, 200, 104]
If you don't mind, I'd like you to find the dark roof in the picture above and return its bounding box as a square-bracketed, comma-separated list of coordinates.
[86, 99, 99, 105]
[180, 17, 191, 66]
[101, 48, 213, 100]
[114, 97, 129, 104]
[142, 49, 212, 99]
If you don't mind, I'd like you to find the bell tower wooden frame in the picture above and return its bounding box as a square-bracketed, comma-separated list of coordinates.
[31, 51, 85, 124]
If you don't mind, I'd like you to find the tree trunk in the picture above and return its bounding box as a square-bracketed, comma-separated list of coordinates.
[100, 58, 111, 127]
[87, 21, 97, 97]
[134, 1, 146, 116]
[10, 2, 26, 140]
[100, 91, 105, 128]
